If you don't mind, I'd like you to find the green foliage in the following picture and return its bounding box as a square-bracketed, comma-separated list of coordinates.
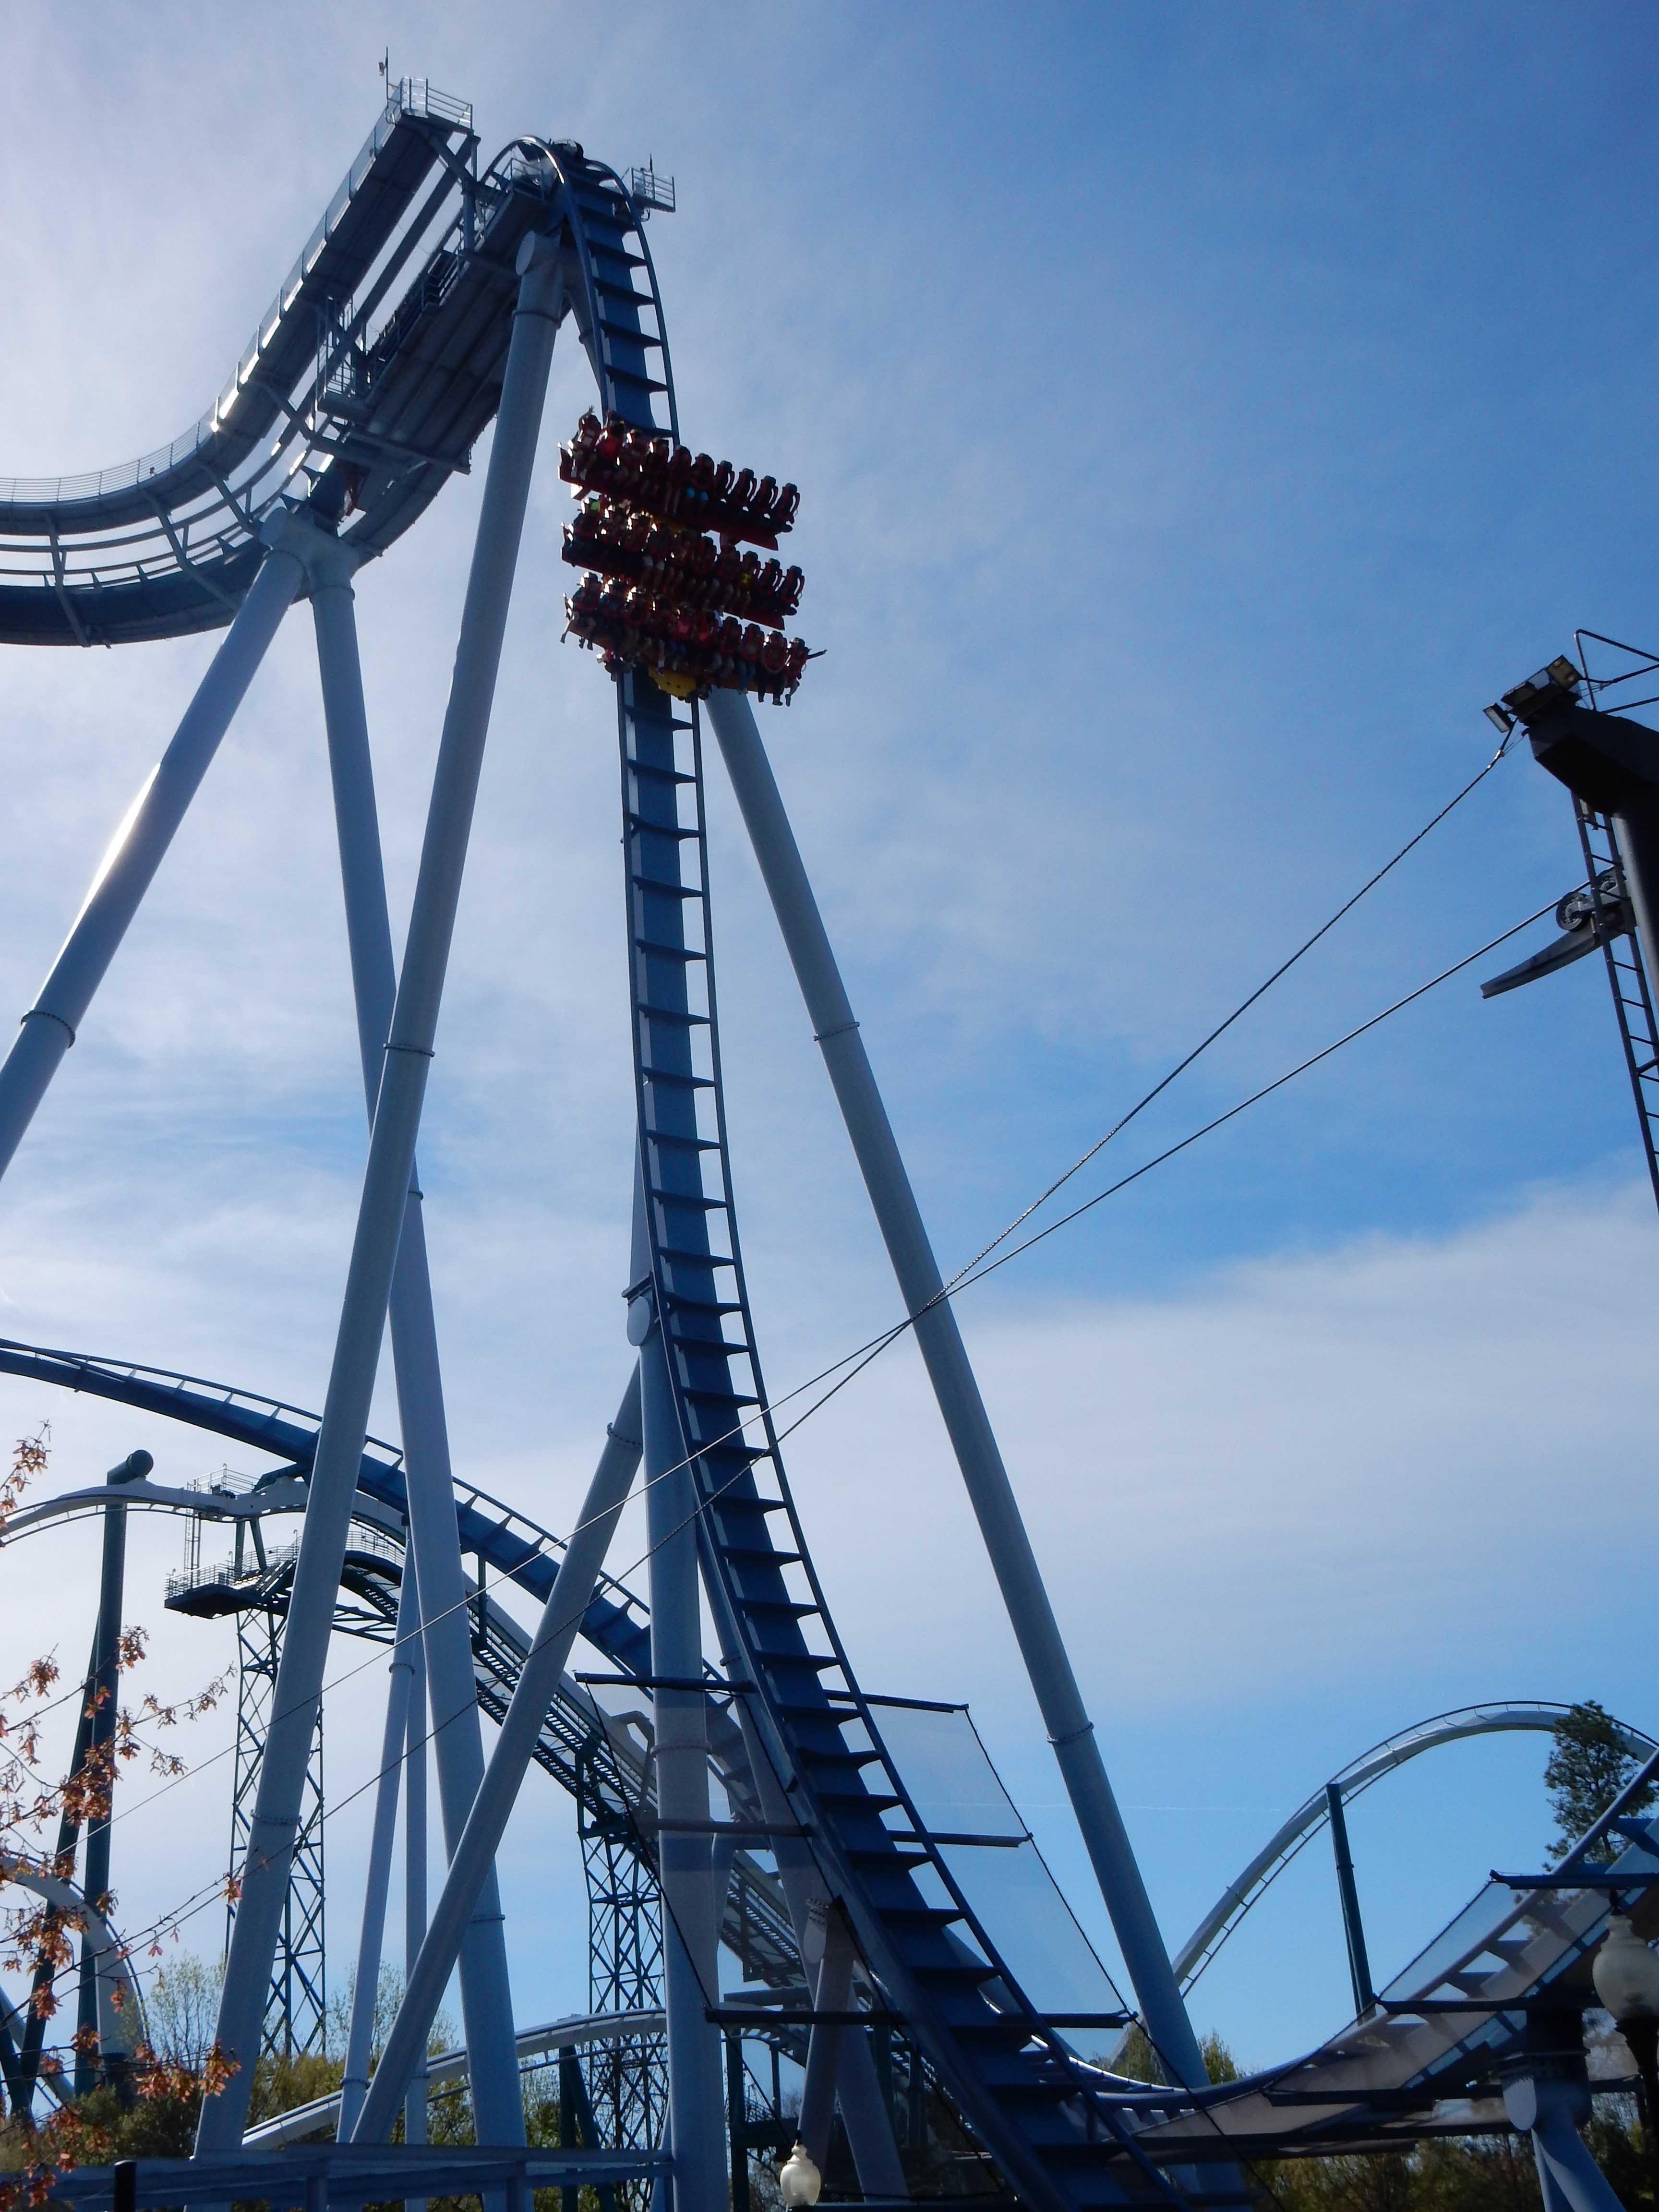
[1267, 2136, 1542, 2212]
[1090, 2020, 1642, 2212]
[1102, 2023, 1157, 2081]
[1201, 2030, 1239, 2085]
[247, 2048, 342, 2128]
[1088, 2025, 1239, 2084]
[1585, 2104, 1656, 2212]
[1545, 1700, 1655, 1862]
[324, 1963, 454, 2064]
[144, 1950, 225, 2070]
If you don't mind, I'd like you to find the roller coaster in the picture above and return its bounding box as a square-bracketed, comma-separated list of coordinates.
[1, 75, 1657, 2212]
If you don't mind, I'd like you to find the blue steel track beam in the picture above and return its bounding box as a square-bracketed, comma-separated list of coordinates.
[306, 522, 521, 2111]
[195, 230, 565, 2157]
[703, 688, 1206, 2091]
[352, 1368, 643, 2145]
[710, 1604, 906, 2197]
[338, 1568, 420, 2142]
[0, 527, 303, 1185]
[1156, 1702, 1651, 2015]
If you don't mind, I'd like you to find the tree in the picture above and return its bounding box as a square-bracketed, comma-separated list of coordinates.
[1094, 2024, 1238, 2085]
[1545, 1701, 1655, 1863]
[0, 1431, 235, 2209]
[144, 1954, 224, 2073]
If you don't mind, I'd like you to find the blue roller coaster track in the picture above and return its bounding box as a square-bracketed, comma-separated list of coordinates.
[1, 76, 1655, 2212]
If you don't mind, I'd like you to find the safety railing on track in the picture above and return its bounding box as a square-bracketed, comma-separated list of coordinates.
[0, 96, 430, 510]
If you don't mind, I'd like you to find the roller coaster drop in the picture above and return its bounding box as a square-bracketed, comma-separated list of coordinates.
[1, 79, 1657, 2212]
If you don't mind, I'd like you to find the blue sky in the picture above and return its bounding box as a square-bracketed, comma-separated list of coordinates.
[3, 0, 1659, 2079]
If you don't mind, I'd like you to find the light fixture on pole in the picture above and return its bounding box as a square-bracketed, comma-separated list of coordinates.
[778, 2141, 822, 2208]
[1592, 1912, 1659, 2193]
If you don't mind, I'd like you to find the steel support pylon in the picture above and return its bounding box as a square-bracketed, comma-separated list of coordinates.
[352, 1368, 643, 2143]
[638, 1310, 726, 2212]
[304, 517, 522, 2122]
[338, 1565, 421, 2140]
[225, 1602, 326, 2060]
[704, 686, 1208, 2092]
[0, 529, 302, 1187]
[197, 228, 566, 2155]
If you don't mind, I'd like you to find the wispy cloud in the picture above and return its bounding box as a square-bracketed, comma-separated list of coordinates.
[3, 0, 1658, 2054]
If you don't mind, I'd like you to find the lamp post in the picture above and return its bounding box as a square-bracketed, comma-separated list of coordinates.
[778, 2142, 822, 2208]
[1592, 1912, 1659, 2197]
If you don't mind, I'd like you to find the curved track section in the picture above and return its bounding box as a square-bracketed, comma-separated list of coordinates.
[1125, 1808, 1659, 2163]
[244, 2007, 667, 2149]
[0, 89, 595, 646]
[0, 1339, 799, 1989]
[0, 1855, 145, 2063]
[1173, 1702, 1657, 1994]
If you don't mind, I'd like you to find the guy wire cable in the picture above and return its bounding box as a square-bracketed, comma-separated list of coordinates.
[72, 894, 1565, 1857]
[942, 726, 1515, 1294]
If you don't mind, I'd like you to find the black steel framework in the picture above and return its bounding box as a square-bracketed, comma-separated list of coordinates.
[1572, 631, 1659, 1209]
[226, 1599, 327, 2061]
[578, 1733, 666, 2209]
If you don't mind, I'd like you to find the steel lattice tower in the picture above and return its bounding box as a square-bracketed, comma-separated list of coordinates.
[578, 1731, 665, 2200]
[227, 1605, 326, 2061]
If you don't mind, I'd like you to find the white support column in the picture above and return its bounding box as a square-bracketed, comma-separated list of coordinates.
[634, 1215, 726, 2212]
[0, 524, 303, 1185]
[405, 1612, 429, 2199]
[195, 229, 566, 2158]
[352, 1369, 642, 2142]
[796, 1905, 855, 2168]
[704, 687, 1206, 2090]
[338, 1566, 418, 2142]
[1505, 2075, 1627, 2212]
[306, 523, 521, 2117]
[712, 1605, 906, 2198]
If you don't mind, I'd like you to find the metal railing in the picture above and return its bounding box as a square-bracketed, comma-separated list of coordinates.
[0, 81, 472, 515]
[166, 1532, 301, 1600]
[627, 164, 676, 216]
[392, 77, 473, 130]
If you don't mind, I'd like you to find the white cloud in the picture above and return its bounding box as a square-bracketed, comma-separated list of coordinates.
[785, 1171, 1659, 1726]
[4, 0, 1658, 2071]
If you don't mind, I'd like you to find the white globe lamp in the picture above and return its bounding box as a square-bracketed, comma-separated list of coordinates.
[778, 2141, 822, 2208]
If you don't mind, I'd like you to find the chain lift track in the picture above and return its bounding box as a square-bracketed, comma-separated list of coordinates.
[569, 160, 1198, 2211]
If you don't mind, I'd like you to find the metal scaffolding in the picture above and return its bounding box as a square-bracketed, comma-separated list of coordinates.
[578, 1730, 665, 2197]
[228, 1601, 327, 2062]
